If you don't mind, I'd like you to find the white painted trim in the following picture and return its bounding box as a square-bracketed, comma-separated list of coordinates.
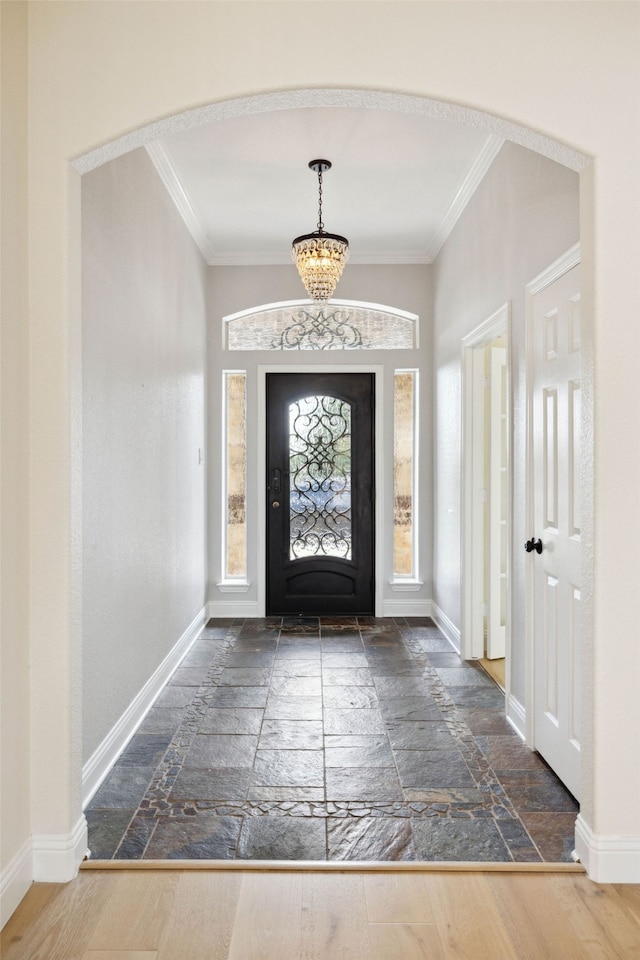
[382, 598, 432, 618]
[460, 303, 511, 672]
[147, 132, 502, 267]
[145, 141, 217, 264]
[574, 815, 640, 883]
[389, 579, 424, 592]
[431, 602, 461, 654]
[75, 90, 589, 179]
[462, 346, 487, 661]
[461, 302, 510, 349]
[424, 134, 504, 261]
[82, 606, 206, 807]
[506, 694, 527, 742]
[32, 815, 88, 883]
[0, 838, 32, 929]
[524, 245, 581, 750]
[145, 128, 500, 269]
[526, 243, 581, 296]
[216, 580, 251, 593]
[207, 598, 261, 619]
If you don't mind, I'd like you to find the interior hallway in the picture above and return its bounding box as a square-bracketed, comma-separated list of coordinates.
[86, 618, 577, 862]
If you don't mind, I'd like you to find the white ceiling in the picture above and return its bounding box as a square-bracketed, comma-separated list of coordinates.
[147, 106, 504, 266]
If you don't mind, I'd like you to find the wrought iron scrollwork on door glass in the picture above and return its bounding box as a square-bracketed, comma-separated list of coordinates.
[288, 395, 352, 560]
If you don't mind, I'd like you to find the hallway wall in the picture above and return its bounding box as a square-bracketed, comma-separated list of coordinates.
[82, 147, 208, 763]
[0, 0, 31, 925]
[432, 142, 580, 708]
[207, 263, 433, 613]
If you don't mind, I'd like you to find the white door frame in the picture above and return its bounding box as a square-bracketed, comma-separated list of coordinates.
[461, 304, 512, 685]
[524, 243, 581, 749]
[257, 363, 386, 618]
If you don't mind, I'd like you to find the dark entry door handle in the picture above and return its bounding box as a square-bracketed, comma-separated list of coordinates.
[524, 537, 543, 554]
[270, 467, 281, 494]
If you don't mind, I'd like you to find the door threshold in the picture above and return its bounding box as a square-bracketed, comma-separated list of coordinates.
[81, 859, 584, 874]
[478, 656, 506, 691]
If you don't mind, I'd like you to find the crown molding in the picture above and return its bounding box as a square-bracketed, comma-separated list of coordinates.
[145, 141, 218, 265]
[146, 132, 502, 269]
[423, 134, 504, 262]
[146, 144, 431, 267]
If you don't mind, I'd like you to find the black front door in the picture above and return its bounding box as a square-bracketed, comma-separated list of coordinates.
[266, 372, 375, 615]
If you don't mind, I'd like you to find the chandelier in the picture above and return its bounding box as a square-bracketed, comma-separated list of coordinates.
[292, 160, 349, 302]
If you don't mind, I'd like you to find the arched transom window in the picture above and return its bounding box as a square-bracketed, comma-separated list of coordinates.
[224, 300, 418, 351]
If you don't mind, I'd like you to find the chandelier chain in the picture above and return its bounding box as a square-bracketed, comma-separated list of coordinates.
[292, 158, 348, 301]
[317, 168, 324, 232]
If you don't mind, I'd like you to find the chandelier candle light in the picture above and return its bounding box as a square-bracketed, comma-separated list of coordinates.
[292, 160, 349, 302]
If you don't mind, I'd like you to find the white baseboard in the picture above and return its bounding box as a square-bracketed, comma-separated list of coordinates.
[431, 602, 461, 654]
[32, 815, 88, 884]
[207, 599, 261, 619]
[382, 598, 433, 618]
[82, 606, 206, 807]
[207, 599, 436, 620]
[574, 814, 640, 882]
[0, 838, 32, 929]
[506, 694, 526, 741]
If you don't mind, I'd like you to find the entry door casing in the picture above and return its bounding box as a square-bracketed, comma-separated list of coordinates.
[529, 257, 581, 801]
[266, 372, 375, 616]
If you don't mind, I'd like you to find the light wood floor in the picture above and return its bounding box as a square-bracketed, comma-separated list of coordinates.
[479, 656, 506, 690]
[3, 864, 640, 959]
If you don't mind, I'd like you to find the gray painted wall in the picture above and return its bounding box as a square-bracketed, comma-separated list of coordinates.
[432, 141, 580, 703]
[207, 264, 434, 610]
[82, 147, 208, 761]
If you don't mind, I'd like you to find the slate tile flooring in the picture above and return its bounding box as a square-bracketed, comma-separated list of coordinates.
[86, 617, 579, 863]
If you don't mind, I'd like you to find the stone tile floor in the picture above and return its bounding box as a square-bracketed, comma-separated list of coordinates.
[86, 617, 579, 862]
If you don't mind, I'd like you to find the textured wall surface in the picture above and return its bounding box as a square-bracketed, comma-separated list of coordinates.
[207, 263, 434, 611]
[432, 142, 580, 705]
[0, 0, 31, 923]
[82, 147, 207, 761]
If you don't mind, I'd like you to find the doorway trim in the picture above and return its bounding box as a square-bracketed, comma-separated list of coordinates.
[461, 304, 513, 714]
[257, 363, 385, 618]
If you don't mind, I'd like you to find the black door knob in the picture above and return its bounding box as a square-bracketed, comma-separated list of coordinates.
[524, 537, 543, 554]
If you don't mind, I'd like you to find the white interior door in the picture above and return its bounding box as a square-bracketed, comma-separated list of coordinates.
[461, 304, 510, 668]
[488, 345, 507, 659]
[530, 259, 581, 800]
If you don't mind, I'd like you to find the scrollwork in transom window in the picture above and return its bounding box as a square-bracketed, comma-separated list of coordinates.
[224, 300, 417, 351]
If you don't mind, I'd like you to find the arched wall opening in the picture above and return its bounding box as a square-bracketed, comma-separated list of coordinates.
[73, 87, 593, 869]
[3, 2, 637, 929]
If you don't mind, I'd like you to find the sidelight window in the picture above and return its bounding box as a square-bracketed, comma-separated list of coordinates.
[393, 370, 418, 579]
[223, 371, 247, 579]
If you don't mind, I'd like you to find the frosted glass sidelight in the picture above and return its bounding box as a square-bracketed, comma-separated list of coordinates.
[224, 372, 247, 578]
[394, 371, 415, 577]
